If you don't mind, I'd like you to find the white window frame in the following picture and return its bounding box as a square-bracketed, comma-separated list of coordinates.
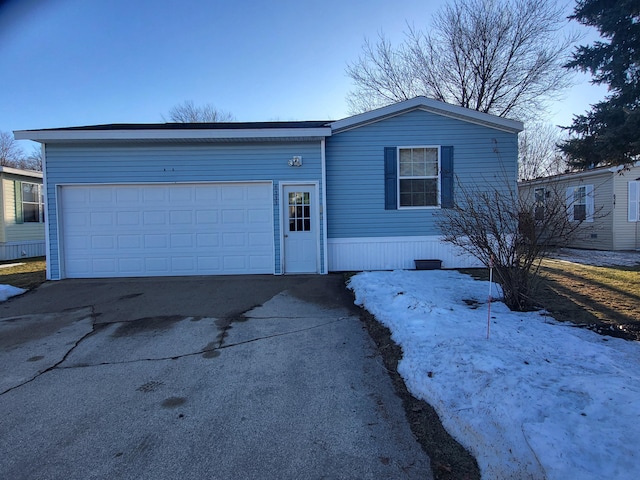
[566, 184, 594, 223]
[629, 181, 640, 222]
[397, 145, 441, 209]
[21, 182, 45, 223]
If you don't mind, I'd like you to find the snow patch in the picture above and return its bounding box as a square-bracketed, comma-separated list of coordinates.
[349, 270, 640, 480]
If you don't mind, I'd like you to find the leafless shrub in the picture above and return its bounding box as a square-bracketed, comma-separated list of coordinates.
[438, 177, 589, 311]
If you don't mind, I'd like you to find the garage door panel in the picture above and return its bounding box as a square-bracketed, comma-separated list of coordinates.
[61, 183, 274, 278]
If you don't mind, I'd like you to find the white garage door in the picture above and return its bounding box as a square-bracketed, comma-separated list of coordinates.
[60, 183, 274, 278]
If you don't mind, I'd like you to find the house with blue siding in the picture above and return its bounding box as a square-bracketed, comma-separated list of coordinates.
[15, 97, 523, 279]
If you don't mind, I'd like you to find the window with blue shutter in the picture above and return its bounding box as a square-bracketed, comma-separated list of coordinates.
[384, 146, 453, 209]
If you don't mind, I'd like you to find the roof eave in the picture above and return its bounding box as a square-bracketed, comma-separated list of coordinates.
[14, 127, 332, 143]
[330, 97, 524, 134]
[0, 166, 43, 178]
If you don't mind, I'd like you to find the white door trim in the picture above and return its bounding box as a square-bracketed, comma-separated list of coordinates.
[279, 181, 321, 274]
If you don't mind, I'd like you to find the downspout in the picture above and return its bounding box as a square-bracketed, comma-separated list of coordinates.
[321, 138, 328, 274]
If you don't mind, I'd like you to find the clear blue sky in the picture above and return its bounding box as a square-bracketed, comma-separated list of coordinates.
[1, 0, 607, 151]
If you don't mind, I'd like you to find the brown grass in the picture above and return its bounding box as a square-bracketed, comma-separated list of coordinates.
[0, 257, 47, 290]
[538, 259, 640, 340]
[461, 259, 640, 340]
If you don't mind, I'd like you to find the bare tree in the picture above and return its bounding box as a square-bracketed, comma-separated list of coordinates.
[518, 122, 568, 181]
[438, 176, 591, 311]
[164, 101, 235, 123]
[0, 131, 24, 167]
[346, 0, 577, 120]
[21, 146, 43, 171]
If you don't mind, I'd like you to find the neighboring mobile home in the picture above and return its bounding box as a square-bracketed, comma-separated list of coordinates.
[0, 166, 46, 260]
[15, 97, 523, 279]
[519, 163, 640, 251]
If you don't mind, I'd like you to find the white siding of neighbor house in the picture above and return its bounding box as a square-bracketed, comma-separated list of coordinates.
[2, 178, 46, 242]
[0, 177, 5, 243]
[0, 173, 46, 260]
[520, 170, 614, 250]
[612, 165, 640, 250]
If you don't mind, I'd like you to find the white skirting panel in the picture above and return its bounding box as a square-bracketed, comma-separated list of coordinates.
[0, 241, 46, 261]
[328, 236, 483, 271]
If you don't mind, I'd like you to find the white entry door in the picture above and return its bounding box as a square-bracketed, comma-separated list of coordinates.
[283, 185, 318, 273]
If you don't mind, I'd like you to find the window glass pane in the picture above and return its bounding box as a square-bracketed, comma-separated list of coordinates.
[399, 149, 412, 176]
[296, 206, 302, 217]
[574, 186, 586, 204]
[288, 192, 296, 204]
[574, 204, 587, 221]
[289, 206, 295, 219]
[23, 203, 39, 222]
[303, 206, 310, 218]
[289, 219, 296, 231]
[296, 219, 303, 231]
[303, 192, 309, 204]
[22, 183, 38, 203]
[303, 219, 310, 231]
[400, 179, 438, 207]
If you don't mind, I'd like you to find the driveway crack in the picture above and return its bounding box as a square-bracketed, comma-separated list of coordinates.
[0, 307, 98, 396]
[54, 316, 350, 369]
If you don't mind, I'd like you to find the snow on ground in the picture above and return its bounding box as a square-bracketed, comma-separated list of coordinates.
[349, 270, 640, 480]
[0, 284, 25, 302]
[549, 248, 640, 267]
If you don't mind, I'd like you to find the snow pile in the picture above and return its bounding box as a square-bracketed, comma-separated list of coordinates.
[0, 284, 25, 302]
[349, 270, 640, 480]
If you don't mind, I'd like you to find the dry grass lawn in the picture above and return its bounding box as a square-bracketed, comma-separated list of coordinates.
[538, 259, 640, 340]
[0, 257, 47, 290]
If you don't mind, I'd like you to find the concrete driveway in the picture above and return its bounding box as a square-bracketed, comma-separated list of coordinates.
[0, 275, 432, 480]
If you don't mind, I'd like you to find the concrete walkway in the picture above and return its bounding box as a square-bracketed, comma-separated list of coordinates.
[0, 275, 432, 480]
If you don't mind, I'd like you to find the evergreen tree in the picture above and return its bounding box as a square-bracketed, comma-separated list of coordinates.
[560, 0, 640, 168]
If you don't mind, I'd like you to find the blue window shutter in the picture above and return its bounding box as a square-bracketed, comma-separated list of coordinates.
[384, 147, 397, 210]
[441, 146, 454, 208]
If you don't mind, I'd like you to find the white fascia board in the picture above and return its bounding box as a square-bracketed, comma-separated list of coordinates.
[330, 97, 524, 134]
[0, 166, 43, 179]
[14, 127, 332, 142]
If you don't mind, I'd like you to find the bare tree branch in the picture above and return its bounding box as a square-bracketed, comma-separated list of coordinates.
[346, 0, 579, 121]
[0, 131, 25, 168]
[163, 101, 235, 123]
[518, 122, 569, 180]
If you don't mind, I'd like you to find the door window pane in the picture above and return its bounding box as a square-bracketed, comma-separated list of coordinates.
[287, 191, 311, 231]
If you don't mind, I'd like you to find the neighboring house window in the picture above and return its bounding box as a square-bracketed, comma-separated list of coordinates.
[629, 181, 640, 222]
[566, 185, 594, 222]
[21, 182, 44, 223]
[398, 147, 440, 208]
[534, 187, 545, 220]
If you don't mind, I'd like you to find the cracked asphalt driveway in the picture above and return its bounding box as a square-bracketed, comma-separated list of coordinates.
[0, 275, 432, 480]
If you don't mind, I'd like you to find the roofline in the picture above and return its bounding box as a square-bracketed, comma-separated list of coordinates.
[0, 166, 43, 179]
[14, 127, 332, 143]
[330, 97, 524, 134]
[519, 161, 640, 186]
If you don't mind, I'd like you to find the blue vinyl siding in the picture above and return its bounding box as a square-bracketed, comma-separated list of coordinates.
[45, 141, 323, 279]
[325, 109, 518, 238]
